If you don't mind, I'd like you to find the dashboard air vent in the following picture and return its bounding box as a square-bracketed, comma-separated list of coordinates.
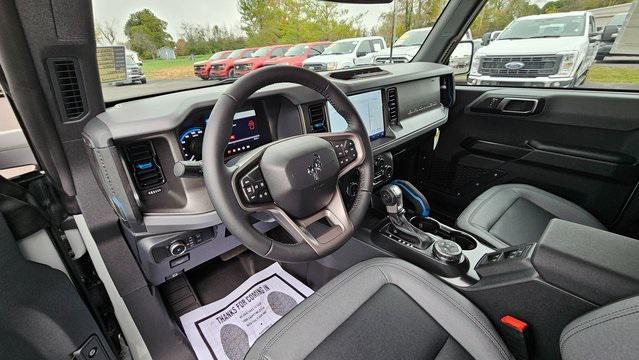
[440, 74, 456, 108]
[124, 141, 165, 190]
[386, 87, 399, 125]
[50, 59, 86, 121]
[308, 103, 327, 133]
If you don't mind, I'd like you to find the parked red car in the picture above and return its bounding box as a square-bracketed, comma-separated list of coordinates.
[193, 50, 232, 80]
[233, 45, 292, 77]
[207, 48, 257, 80]
[263, 41, 331, 68]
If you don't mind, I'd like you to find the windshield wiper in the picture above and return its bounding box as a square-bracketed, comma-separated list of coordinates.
[527, 35, 561, 39]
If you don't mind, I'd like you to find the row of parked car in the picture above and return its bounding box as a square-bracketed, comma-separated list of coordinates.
[193, 36, 389, 80]
[194, 10, 630, 88]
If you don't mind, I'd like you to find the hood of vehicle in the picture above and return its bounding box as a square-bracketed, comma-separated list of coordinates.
[264, 56, 304, 65]
[373, 46, 420, 58]
[477, 37, 586, 56]
[210, 58, 235, 66]
[303, 53, 353, 64]
[193, 60, 209, 66]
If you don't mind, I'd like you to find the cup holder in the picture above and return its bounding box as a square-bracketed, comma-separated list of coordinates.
[410, 217, 477, 250]
[410, 217, 440, 233]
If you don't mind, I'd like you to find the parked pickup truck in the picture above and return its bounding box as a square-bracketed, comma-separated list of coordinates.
[207, 48, 257, 80]
[468, 11, 599, 87]
[194, 50, 232, 80]
[233, 45, 292, 77]
[263, 41, 331, 68]
[355, 28, 472, 66]
[302, 36, 386, 71]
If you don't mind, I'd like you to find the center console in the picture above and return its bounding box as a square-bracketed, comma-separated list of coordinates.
[369, 181, 639, 360]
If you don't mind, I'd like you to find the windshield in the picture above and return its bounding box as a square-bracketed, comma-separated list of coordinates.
[208, 52, 229, 61]
[228, 49, 244, 59]
[395, 29, 431, 47]
[324, 41, 358, 55]
[94, 0, 451, 103]
[609, 13, 627, 26]
[251, 47, 270, 58]
[285, 44, 307, 56]
[499, 15, 586, 39]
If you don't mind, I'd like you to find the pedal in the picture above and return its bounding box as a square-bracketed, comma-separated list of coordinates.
[161, 273, 201, 318]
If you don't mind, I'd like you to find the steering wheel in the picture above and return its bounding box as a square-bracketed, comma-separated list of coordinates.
[202, 66, 373, 262]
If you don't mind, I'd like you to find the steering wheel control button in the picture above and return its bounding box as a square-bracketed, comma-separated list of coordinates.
[432, 239, 463, 263]
[240, 166, 272, 205]
[331, 139, 358, 169]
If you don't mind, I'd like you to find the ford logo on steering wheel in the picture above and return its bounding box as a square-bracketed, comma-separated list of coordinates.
[504, 61, 525, 70]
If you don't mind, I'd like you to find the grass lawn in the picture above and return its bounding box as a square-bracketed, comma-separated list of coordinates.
[142, 55, 209, 80]
[586, 64, 639, 84]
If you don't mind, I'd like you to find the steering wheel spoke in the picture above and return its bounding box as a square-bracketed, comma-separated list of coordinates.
[265, 188, 353, 256]
[313, 132, 365, 178]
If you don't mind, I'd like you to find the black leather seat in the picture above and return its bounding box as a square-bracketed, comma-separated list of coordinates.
[245, 257, 639, 360]
[456, 184, 604, 248]
[245, 258, 514, 360]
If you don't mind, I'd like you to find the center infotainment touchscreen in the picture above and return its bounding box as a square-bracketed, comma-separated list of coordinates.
[327, 90, 385, 140]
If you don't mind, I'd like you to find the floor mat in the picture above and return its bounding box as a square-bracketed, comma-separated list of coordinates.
[181, 263, 314, 360]
[188, 251, 273, 305]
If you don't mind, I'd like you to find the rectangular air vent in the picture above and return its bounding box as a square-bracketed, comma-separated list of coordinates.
[440, 75, 456, 108]
[308, 103, 328, 133]
[386, 87, 399, 125]
[50, 59, 86, 121]
[124, 141, 165, 190]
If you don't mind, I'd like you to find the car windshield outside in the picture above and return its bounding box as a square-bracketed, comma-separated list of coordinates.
[227, 49, 244, 59]
[251, 47, 270, 58]
[498, 14, 586, 39]
[395, 28, 431, 47]
[94, 0, 457, 102]
[285, 44, 307, 56]
[209, 52, 229, 61]
[324, 40, 358, 55]
[609, 12, 628, 26]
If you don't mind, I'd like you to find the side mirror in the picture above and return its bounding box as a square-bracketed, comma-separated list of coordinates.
[601, 24, 620, 42]
[447, 40, 474, 76]
[356, 51, 367, 58]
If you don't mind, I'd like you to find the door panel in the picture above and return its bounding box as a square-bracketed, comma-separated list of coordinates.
[415, 86, 639, 235]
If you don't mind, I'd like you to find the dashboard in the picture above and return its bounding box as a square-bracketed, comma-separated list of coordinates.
[83, 62, 454, 285]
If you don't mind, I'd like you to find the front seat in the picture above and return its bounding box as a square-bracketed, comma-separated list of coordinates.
[246, 258, 514, 360]
[456, 184, 604, 248]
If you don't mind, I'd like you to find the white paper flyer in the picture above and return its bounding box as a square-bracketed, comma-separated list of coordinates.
[180, 262, 314, 360]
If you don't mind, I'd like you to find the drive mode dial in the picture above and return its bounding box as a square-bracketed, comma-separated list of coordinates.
[432, 239, 462, 263]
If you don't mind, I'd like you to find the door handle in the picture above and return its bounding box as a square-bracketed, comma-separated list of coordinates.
[497, 98, 539, 115]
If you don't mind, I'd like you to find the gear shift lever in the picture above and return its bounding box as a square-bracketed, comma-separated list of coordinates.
[379, 184, 434, 249]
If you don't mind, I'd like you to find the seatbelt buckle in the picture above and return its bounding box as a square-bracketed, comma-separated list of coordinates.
[499, 315, 532, 360]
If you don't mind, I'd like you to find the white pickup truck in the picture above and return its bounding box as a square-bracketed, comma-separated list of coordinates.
[468, 11, 599, 88]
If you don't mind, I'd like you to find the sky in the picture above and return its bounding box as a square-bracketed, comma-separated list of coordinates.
[91, 0, 391, 43]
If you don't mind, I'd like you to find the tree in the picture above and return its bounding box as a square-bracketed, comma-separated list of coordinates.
[237, 0, 363, 46]
[374, 0, 448, 45]
[470, 0, 540, 37]
[124, 9, 174, 59]
[542, 0, 632, 13]
[95, 20, 117, 46]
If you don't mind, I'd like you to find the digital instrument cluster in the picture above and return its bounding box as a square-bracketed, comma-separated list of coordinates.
[177, 106, 268, 161]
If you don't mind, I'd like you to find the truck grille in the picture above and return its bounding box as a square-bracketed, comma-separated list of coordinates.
[235, 64, 251, 71]
[194, 64, 204, 72]
[129, 68, 141, 75]
[303, 63, 327, 72]
[479, 55, 560, 77]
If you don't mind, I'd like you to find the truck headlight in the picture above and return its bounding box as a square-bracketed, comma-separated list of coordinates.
[553, 51, 578, 77]
[326, 62, 338, 71]
[470, 55, 482, 76]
